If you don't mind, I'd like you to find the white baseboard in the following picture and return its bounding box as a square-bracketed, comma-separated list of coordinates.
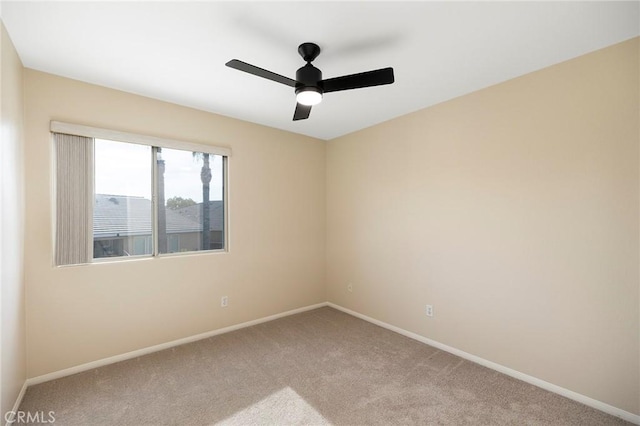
[5, 381, 28, 426]
[328, 302, 640, 425]
[27, 302, 328, 386]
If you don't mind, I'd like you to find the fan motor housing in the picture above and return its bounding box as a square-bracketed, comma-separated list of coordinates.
[295, 64, 323, 94]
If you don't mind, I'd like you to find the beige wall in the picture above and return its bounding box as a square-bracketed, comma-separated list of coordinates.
[15, 34, 639, 417]
[1, 21, 26, 419]
[24, 70, 326, 378]
[326, 38, 639, 415]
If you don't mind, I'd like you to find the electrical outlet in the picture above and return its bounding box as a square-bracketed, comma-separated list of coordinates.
[347, 283, 353, 293]
[221, 296, 228, 308]
[426, 305, 433, 317]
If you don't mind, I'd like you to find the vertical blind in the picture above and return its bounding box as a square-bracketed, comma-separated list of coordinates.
[54, 133, 93, 266]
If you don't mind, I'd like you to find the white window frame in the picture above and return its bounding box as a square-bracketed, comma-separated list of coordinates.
[51, 121, 231, 157]
[51, 121, 231, 265]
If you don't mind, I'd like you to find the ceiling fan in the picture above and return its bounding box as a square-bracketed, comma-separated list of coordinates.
[225, 42, 395, 121]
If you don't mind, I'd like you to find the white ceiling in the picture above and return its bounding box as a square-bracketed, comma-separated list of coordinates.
[2, 1, 638, 140]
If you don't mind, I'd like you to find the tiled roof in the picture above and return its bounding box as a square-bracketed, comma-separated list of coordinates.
[169, 201, 224, 232]
[93, 194, 223, 238]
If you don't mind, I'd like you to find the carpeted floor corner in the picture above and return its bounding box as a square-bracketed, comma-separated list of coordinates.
[19, 307, 631, 425]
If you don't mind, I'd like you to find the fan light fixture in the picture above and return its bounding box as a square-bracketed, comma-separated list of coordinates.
[225, 42, 394, 121]
[296, 88, 323, 106]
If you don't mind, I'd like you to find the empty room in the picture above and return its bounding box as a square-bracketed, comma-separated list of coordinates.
[1, 1, 638, 425]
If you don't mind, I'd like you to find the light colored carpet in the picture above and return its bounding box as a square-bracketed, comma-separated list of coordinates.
[19, 307, 630, 425]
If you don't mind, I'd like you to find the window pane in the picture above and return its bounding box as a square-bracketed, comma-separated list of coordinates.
[94, 139, 153, 259]
[157, 148, 224, 254]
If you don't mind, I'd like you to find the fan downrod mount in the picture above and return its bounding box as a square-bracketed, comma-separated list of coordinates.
[298, 42, 321, 63]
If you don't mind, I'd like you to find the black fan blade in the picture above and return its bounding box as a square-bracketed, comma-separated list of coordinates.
[226, 59, 296, 87]
[293, 103, 312, 121]
[321, 67, 394, 93]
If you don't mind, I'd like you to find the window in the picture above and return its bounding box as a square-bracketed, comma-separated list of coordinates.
[157, 147, 226, 253]
[52, 122, 230, 266]
[94, 139, 152, 259]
